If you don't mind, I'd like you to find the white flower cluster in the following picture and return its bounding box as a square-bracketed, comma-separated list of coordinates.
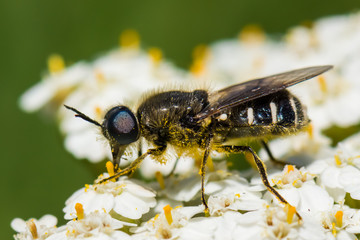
[14, 13, 360, 240]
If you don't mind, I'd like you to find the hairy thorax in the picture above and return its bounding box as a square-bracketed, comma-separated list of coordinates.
[137, 90, 210, 149]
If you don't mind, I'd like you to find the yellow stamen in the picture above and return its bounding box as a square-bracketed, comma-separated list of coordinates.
[84, 184, 90, 192]
[235, 193, 241, 198]
[75, 203, 84, 220]
[307, 123, 313, 139]
[206, 156, 214, 172]
[332, 222, 337, 237]
[286, 165, 295, 173]
[335, 210, 343, 228]
[148, 47, 163, 65]
[27, 220, 38, 239]
[317, 75, 327, 94]
[47, 54, 65, 74]
[285, 204, 296, 224]
[238, 24, 265, 44]
[190, 44, 209, 76]
[155, 171, 165, 189]
[95, 70, 106, 85]
[192, 44, 208, 60]
[94, 106, 102, 120]
[119, 29, 140, 49]
[334, 155, 342, 166]
[106, 161, 116, 182]
[163, 205, 173, 225]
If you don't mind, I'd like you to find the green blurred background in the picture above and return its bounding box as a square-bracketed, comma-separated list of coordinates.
[1, 0, 359, 238]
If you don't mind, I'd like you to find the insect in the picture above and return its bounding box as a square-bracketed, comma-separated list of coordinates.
[65, 65, 333, 220]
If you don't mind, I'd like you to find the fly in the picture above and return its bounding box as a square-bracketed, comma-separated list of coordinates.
[65, 65, 333, 220]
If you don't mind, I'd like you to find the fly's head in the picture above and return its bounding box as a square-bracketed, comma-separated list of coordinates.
[64, 105, 140, 167]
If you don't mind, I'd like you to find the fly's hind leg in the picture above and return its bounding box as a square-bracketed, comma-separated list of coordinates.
[98, 146, 166, 184]
[261, 140, 286, 166]
[215, 145, 302, 221]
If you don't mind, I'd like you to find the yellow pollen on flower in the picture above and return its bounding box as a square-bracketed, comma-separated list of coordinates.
[235, 193, 241, 198]
[317, 76, 328, 94]
[75, 203, 84, 220]
[47, 54, 65, 74]
[334, 155, 342, 166]
[238, 24, 265, 44]
[285, 204, 296, 224]
[190, 44, 209, 76]
[27, 220, 38, 239]
[206, 156, 214, 172]
[332, 222, 337, 237]
[148, 47, 163, 65]
[163, 205, 173, 225]
[335, 210, 343, 227]
[155, 171, 165, 189]
[119, 29, 140, 49]
[286, 165, 295, 173]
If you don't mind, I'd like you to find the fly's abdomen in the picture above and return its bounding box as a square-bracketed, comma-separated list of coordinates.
[215, 90, 309, 140]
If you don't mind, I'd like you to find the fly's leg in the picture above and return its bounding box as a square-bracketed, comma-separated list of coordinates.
[98, 146, 166, 184]
[261, 140, 286, 166]
[200, 138, 212, 211]
[164, 157, 180, 178]
[214, 145, 302, 221]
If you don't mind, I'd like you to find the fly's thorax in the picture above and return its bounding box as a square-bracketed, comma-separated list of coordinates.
[137, 90, 210, 147]
[213, 90, 310, 141]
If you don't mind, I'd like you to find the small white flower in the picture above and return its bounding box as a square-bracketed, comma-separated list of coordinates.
[257, 165, 334, 214]
[11, 215, 58, 240]
[63, 176, 156, 220]
[315, 204, 360, 239]
[47, 208, 133, 240]
[131, 205, 203, 240]
[308, 138, 360, 202]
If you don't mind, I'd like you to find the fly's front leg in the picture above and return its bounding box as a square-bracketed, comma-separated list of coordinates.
[98, 146, 166, 184]
[215, 145, 302, 221]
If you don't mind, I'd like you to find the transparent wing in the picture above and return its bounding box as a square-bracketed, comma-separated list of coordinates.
[194, 65, 333, 121]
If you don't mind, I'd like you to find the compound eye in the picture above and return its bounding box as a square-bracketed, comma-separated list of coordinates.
[103, 106, 139, 145]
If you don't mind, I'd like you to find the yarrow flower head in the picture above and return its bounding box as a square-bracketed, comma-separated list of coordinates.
[15, 12, 360, 240]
